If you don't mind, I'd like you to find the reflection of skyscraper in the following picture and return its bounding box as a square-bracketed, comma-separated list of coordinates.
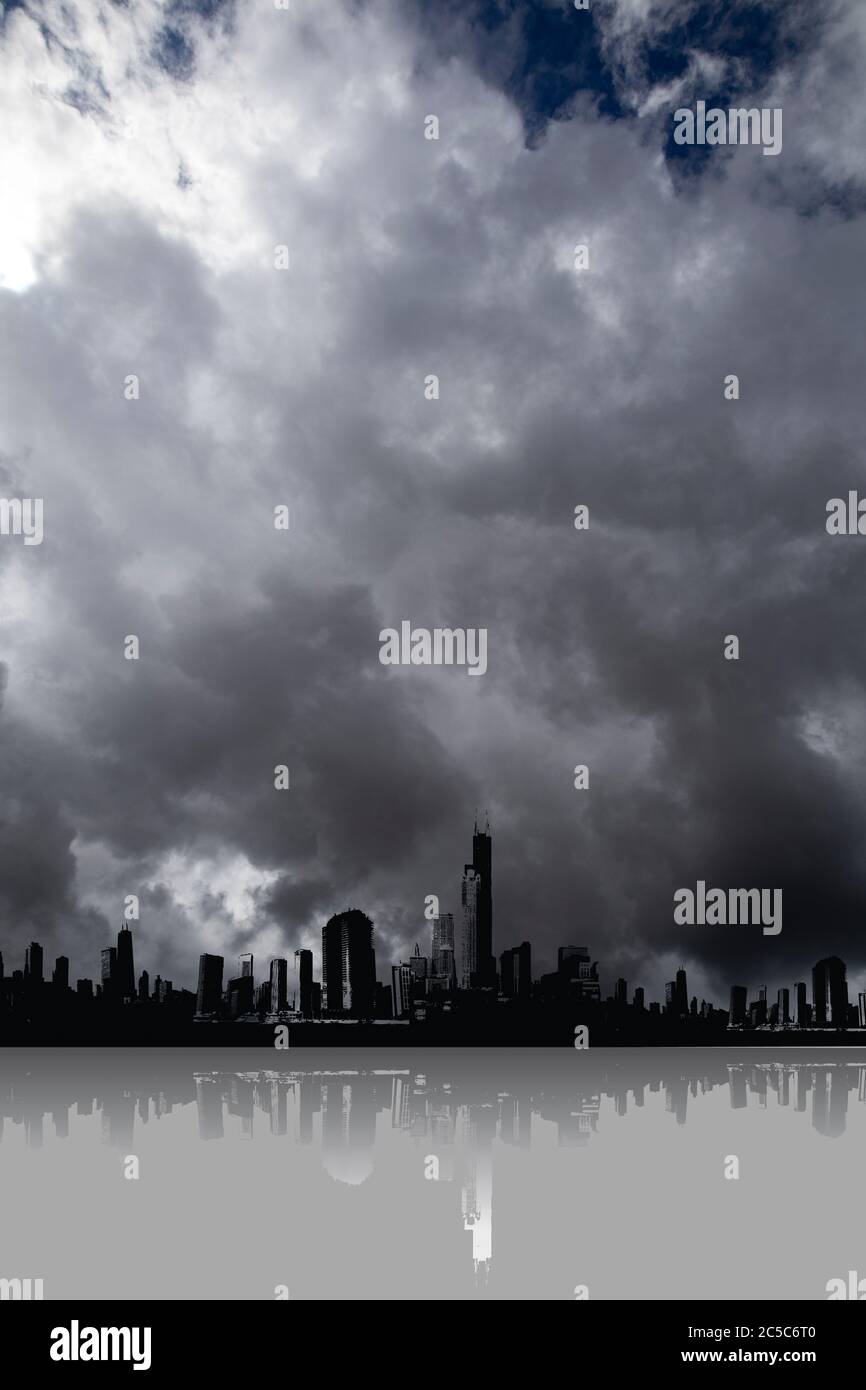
[813, 957, 848, 1027]
[460, 1107, 494, 1284]
[729, 1066, 748, 1109]
[322, 911, 376, 1018]
[812, 1066, 848, 1138]
[462, 1146, 492, 1284]
[321, 1076, 377, 1185]
[196, 1076, 224, 1141]
[196, 955, 224, 1015]
[116, 925, 136, 1001]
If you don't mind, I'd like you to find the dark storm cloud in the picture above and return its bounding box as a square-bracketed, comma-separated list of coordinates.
[0, 0, 865, 1007]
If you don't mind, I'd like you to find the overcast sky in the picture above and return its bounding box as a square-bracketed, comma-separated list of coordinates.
[1, 0, 865, 1006]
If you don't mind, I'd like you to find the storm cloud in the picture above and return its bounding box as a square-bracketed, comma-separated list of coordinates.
[1, 0, 865, 1007]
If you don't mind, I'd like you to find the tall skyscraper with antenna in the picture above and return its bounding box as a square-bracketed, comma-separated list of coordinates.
[116, 924, 136, 1001]
[471, 814, 495, 988]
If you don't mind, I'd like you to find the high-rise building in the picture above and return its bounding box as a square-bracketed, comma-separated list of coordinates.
[513, 941, 531, 999]
[25, 942, 43, 986]
[674, 968, 689, 1017]
[777, 987, 790, 1025]
[500, 943, 531, 999]
[432, 913, 455, 978]
[409, 943, 428, 982]
[633, 986, 645, 1009]
[471, 817, 495, 988]
[227, 974, 253, 1016]
[52, 957, 69, 992]
[138, 971, 149, 1001]
[295, 949, 313, 1018]
[269, 958, 288, 1013]
[322, 910, 376, 1018]
[796, 981, 808, 1027]
[729, 985, 747, 1026]
[554, 946, 600, 1002]
[116, 925, 136, 1001]
[101, 947, 116, 1000]
[665, 981, 675, 1013]
[558, 946, 598, 988]
[239, 953, 254, 980]
[558, 945, 583, 974]
[391, 962, 412, 1019]
[500, 948, 516, 997]
[196, 955, 224, 1014]
[859, 991, 866, 1028]
[813, 957, 848, 1027]
[615, 977, 628, 1007]
[460, 866, 479, 990]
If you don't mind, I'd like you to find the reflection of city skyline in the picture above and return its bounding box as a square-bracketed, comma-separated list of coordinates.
[3, 1050, 864, 1292]
[4, 1052, 864, 1151]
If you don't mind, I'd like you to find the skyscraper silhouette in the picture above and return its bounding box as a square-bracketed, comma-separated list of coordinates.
[460, 866, 479, 990]
[432, 912, 456, 984]
[270, 958, 288, 1012]
[116, 925, 136, 1001]
[472, 816, 495, 988]
[796, 981, 808, 1027]
[295, 948, 313, 1017]
[25, 942, 43, 986]
[813, 957, 848, 1027]
[729, 985, 747, 1026]
[196, 955, 224, 1014]
[322, 910, 376, 1018]
[101, 946, 116, 1001]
